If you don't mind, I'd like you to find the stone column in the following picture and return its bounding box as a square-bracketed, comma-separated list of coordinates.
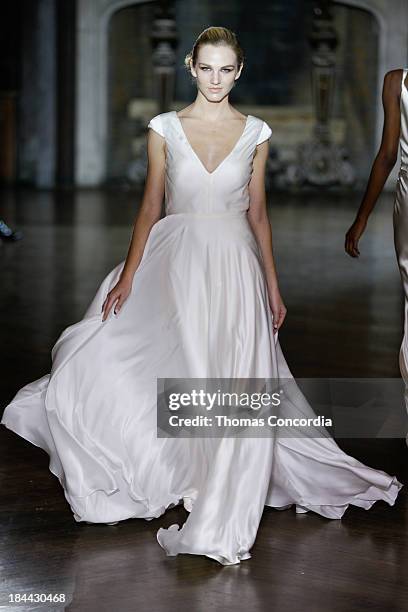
[18, 0, 57, 187]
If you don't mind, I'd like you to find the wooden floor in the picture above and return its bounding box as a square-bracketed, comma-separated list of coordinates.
[0, 187, 407, 611]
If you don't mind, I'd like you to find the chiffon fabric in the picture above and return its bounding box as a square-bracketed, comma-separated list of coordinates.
[1, 110, 403, 566]
[393, 68, 408, 428]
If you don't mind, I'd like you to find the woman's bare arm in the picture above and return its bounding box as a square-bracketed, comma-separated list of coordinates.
[101, 128, 166, 321]
[247, 141, 287, 332]
[345, 69, 402, 258]
[120, 130, 166, 281]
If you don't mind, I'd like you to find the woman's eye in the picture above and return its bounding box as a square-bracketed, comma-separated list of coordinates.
[199, 67, 232, 72]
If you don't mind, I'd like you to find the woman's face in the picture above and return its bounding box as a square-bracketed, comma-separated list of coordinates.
[190, 43, 243, 102]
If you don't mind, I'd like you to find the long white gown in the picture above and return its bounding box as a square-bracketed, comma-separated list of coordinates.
[393, 69, 408, 423]
[1, 110, 403, 565]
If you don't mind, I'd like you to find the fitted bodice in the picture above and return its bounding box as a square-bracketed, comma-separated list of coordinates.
[147, 111, 272, 216]
[401, 68, 408, 171]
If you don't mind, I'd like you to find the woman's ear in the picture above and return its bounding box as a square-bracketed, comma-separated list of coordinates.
[190, 60, 197, 79]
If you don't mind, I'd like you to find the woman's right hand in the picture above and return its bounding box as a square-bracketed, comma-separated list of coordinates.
[345, 217, 367, 258]
[101, 277, 132, 322]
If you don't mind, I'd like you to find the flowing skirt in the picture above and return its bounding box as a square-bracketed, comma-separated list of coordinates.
[1, 211, 403, 565]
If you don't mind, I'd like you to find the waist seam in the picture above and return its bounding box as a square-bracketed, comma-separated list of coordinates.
[165, 211, 248, 218]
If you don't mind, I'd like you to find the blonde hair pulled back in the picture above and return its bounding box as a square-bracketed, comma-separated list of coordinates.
[184, 26, 244, 75]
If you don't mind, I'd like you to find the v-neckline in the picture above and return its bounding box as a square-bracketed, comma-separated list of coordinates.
[174, 111, 251, 176]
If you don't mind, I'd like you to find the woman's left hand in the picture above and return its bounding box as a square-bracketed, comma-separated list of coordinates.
[268, 287, 287, 333]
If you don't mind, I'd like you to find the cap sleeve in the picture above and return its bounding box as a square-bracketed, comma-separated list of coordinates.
[147, 114, 165, 138]
[256, 121, 272, 145]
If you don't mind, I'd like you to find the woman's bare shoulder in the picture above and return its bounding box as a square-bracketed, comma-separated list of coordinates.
[383, 68, 405, 93]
